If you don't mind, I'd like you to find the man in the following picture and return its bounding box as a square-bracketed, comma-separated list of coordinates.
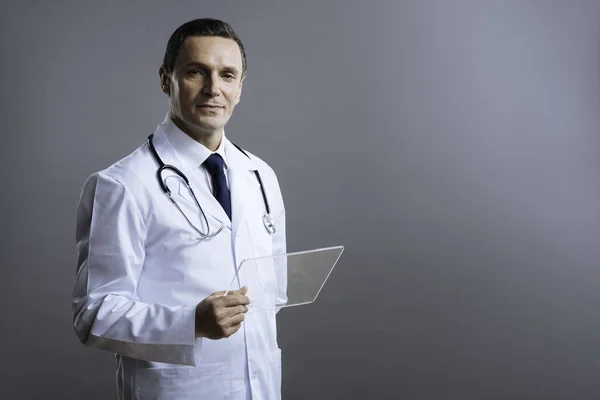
[72, 18, 286, 400]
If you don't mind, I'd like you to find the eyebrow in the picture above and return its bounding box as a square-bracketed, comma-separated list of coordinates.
[184, 62, 240, 75]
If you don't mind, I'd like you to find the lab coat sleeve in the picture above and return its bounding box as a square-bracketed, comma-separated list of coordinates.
[72, 172, 200, 366]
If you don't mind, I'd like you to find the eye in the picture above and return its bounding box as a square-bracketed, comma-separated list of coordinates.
[188, 69, 204, 76]
[222, 73, 236, 81]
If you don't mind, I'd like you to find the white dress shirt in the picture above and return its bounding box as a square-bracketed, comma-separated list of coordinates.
[162, 117, 230, 191]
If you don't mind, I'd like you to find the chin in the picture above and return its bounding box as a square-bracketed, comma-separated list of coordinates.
[191, 119, 225, 133]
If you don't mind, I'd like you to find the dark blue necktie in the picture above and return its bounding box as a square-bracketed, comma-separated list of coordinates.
[203, 154, 231, 220]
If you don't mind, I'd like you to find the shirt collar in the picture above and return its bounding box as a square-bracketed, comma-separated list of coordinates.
[159, 115, 229, 170]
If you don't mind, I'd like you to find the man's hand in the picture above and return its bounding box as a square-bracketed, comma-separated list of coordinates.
[195, 287, 250, 339]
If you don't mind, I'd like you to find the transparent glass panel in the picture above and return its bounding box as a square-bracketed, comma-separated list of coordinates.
[225, 246, 344, 311]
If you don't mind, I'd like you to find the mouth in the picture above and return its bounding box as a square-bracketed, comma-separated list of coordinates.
[196, 104, 224, 110]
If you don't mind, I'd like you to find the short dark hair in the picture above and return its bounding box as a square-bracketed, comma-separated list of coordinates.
[161, 18, 247, 77]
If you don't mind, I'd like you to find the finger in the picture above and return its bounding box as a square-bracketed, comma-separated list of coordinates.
[219, 304, 248, 319]
[214, 286, 248, 297]
[224, 323, 243, 338]
[221, 294, 250, 308]
[214, 289, 236, 297]
[221, 312, 245, 329]
[226, 286, 248, 296]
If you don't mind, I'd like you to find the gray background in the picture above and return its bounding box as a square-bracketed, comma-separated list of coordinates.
[1, 0, 600, 399]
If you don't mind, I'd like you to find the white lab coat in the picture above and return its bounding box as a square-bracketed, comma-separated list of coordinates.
[72, 118, 286, 400]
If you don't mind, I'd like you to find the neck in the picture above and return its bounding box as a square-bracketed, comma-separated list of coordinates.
[170, 115, 223, 151]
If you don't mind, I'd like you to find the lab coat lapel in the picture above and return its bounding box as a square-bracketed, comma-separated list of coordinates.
[151, 128, 232, 229]
[226, 139, 260, 239]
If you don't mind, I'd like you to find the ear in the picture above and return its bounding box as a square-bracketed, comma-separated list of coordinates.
[158, 66, 170, 96]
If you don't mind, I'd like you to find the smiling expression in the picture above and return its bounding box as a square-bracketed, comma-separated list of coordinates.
[160, 36, 244, 147]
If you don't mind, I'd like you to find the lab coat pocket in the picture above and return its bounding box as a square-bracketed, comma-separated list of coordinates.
[135, 362, 230, 400]
[245, 217, 276, 287]
[254, 255, 278, 287]
[268, 349, 282, 400]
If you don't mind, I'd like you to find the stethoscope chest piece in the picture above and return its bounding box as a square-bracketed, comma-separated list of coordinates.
[262, 213, 276, 234]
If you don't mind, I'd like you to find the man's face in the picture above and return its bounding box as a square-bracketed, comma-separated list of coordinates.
[160, 36, 244, 139]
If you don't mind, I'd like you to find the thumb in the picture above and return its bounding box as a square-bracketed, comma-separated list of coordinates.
[214, 286, 248, 297]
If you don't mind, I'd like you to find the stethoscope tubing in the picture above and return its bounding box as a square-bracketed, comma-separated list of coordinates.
[147, 133, 275, 237]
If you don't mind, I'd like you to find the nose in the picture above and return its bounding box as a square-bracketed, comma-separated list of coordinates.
[202, 74, 221, 97]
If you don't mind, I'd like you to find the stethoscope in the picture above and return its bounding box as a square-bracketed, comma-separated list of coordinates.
[147, 133, 276, 239]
